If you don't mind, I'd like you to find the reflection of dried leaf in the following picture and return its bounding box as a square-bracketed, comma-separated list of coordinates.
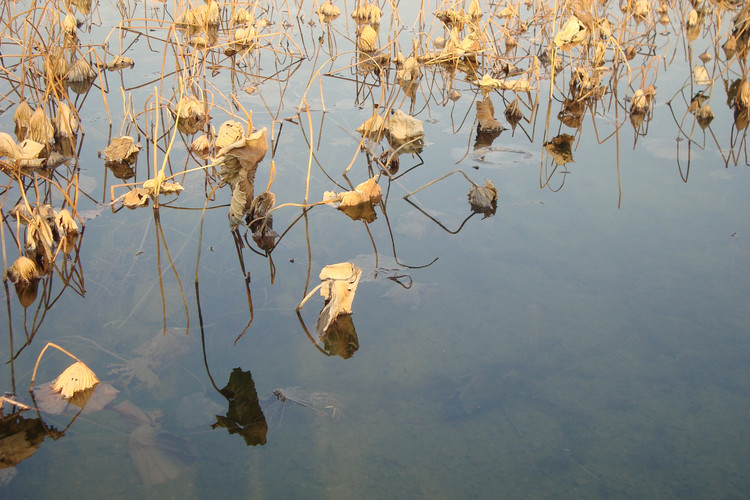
[543, 134, 575, 165]
[217, 128, 267, 188]
[468, 180, 498, 218]
[0, 414, 48, 468]
[212, 368, 268, 446]
[174, 95, 206, 135]
[696, 104, 714, 129]
[321, 313, 359, 359]
[51, 361, 99, 399]
[505, 98, 523, 129]
[190, 134, 211, 159]
[316, 263, 362, 337]
[28, 108, 54, 146]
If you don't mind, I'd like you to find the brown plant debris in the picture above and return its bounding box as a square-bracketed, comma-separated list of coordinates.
[476, 96, 504, 133]
[543, 134, 575, 165]
[316, 262, 362, 336]
[51, 361, 99, 399]
[468, 180, 498, 218]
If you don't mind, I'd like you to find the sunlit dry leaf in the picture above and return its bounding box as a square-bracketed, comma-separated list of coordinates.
[723, 35, 737, 60]
[0, 133, 25, 160]
[497, 5, 516, 18]
[385, 109, 424, 143]
[104, 136, 141, 164]
[476, 96, 504, 133]
[698, 50, 712, 63]
[543, 134, 575, 165]
[104, 56, 135, 71]
[468, 0, 482, 21]
[317, 0, 340, 23]
[174, 95, 206, 135]
[686, 9, 701, 42]
[122, 188, 150, 209]
[234, 26, 256, 49]
[216, 128, 268, 188]
[233, 8, 254, 26]
[436, 9, 465, 31]
[358, 24, 378, 52]
[553, 16, 587, 51]
[70, 0, 91, 14]
[190, 134, 211, 159]
[215, 120, 245, 149]
[28, 108, 54, 146]
[505, 98, 524, 129]
[326, 177, 382, 222]
[51, 361, 99, 399]
[737, 80, 750, 109]
[5, 256, 43, 285]
[67, 58, 96, 93]
[13, 101, 33, 141]
[316, 263, 362, 336]
[468, 180, 498, 218]
[355, 113, 385, 140]
[693, 65, 711, 85]
[632, 0, 651, 22]
[696, 104, 714, 129]
[625, 46, 637, 60]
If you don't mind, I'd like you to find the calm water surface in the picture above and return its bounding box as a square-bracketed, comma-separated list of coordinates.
[1, 1, 749, 499]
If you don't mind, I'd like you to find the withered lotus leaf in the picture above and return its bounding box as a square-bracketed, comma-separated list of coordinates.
[358, 25, 378, 52]
[190, 134, 211, 159]
[468, 180, 498, 218]
[326, 177, 382, 222]
[505, 98, 523, 128]
[105, 56, 135, 71]
[217, 127, 267, 188]
[543, 134, 575, 165]
[476, 96, 504, 133]
[215, 120, 245, 149]
[13, 100, 33, 140]
[317, 0, 341, 23]
[54, 102, 79, 139]
[356, 113, 385, 140]
[6, 256, 43, 285]
[63, 13, 77, 38]
[175, 95, 206, 135]
[553, 16, 588, 51]
[104, 136, 141, 164]
[696, 104, 714, 130]
[28, 108, 54, 146]
[316, 263, 362, 336]
[385, 109, 424, 143]
[51, 361, 99, 399]
[123, 187, 150, 209]
[693, 66, 711, 86]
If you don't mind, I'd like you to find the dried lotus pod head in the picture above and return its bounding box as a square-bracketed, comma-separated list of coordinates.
[28, 107, 55, 146]
[13, 100, 33, 141]
[357, 25, 378, 53]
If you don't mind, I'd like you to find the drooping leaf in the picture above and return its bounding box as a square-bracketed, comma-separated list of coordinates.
[553, 16, 588, 51]
[476, 96, 504, 133]
[316, 262, 362, 336]
[468, 180, 498, 218]
[543, 134, 575, 165]
[51, 361, 99, 399]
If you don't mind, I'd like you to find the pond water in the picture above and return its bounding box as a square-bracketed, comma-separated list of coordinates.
[1, 1, 749, 498]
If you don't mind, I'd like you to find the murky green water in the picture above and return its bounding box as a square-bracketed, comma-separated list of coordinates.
[1, 1, 749, 498]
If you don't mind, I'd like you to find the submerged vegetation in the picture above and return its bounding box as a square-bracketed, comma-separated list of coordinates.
[0, 0, 748, 476]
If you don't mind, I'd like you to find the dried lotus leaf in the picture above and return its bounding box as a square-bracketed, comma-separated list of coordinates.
[106, 56, 135, 71]
[693, 65, 711, 86]
[0, 132, 25, 160]
[543, 134, 575, 165]
[28, 108, 54, 146]
[505, 98, 523, 128]
[553, 16, 587, 51]
[358, 25, 378, 52]
[54, 102, 78, 139]
[6, 256, 43, 285]
[122, 187, 150, 209]
[233, 8, 254, 25]
[355, 114, 385, 140]
[63, 13, 78, 38]
[698, 50, 712, 63]
[317, 0, 341, 23]
[385, 109, 424, 143]
[215, 120, 245, 149]
[316, 263, 362, 336]
[14, 100, 33, 140]
[738, 80, 750, 109]
[104, 136, 141, 163]
[190, 134, 211, 159]
[51, 361, 99, 399]
[468, 0, 482, 21]
[216, 128, 268, 188]
[175, 95, 206, 135]
[468, 180, 498, 218]
[476, 96, 504, 133]
[696, 104, 714, 129]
